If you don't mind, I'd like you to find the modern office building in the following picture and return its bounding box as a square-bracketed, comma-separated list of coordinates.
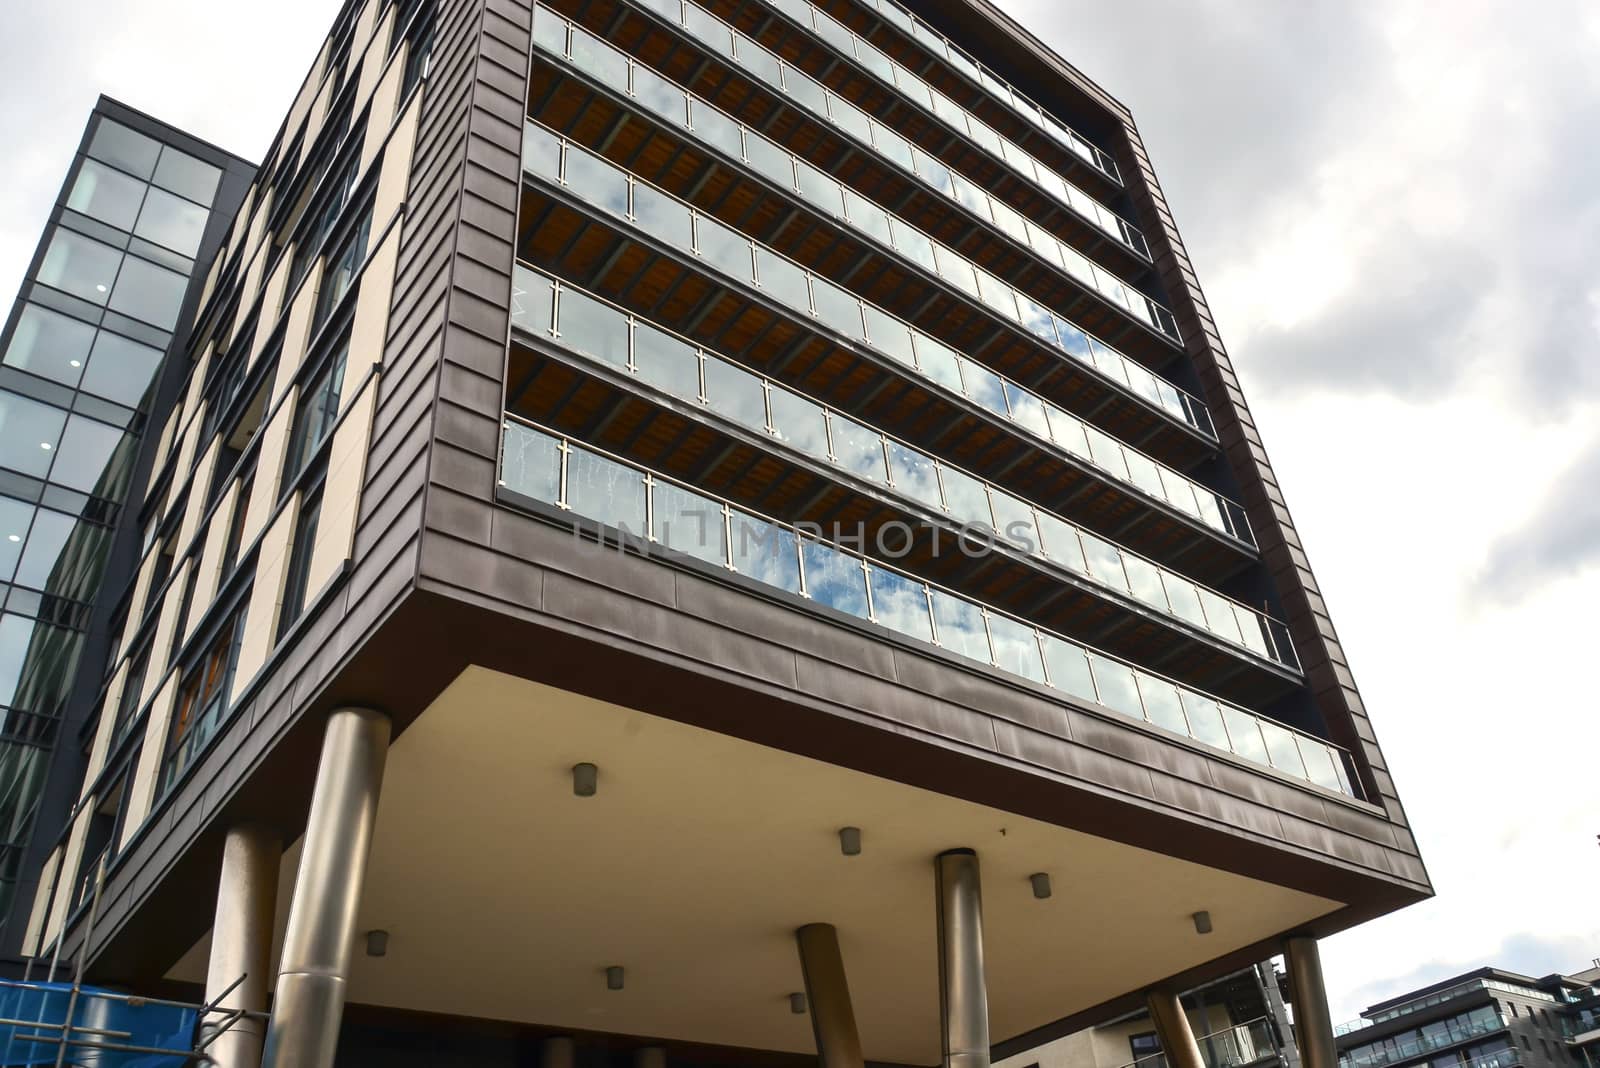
[0, 97, 252, 932]
[1335, 965, 1600, 1068]
[0, 0, 1431, 1065]
[999, 962, 1298, 1068]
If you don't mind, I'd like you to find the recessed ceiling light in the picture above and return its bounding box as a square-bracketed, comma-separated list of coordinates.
[39, 442, 52, 450]
[6, 535, 19, 543]
[1029, 872, 1053, 899]
[1192, 910, 1213, 935]
[95, 284, 107, 292]
[69, 360, 81, 367]
[573, 762, 597, 797]
[838, 826, 861, 856]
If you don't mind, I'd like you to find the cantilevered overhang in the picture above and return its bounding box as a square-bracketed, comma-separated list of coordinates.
[169, 665, 1341, 1062]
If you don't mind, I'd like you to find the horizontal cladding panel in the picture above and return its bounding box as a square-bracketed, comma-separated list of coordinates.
[411, 509, 1428, 900]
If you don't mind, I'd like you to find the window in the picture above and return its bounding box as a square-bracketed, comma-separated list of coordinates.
[160, 604, 247, 791]
[313, 209, 371, 330]
[291, 155, 358, 289]
[112, 640, 152, 739]
[2, 304, 96, 389]
[283, 338, 349, 487]
[219, 473, 255, 580]
[278, 486, 323, 639]
[67, 159, 147, 231]
[1130, 1034, 1162, 1063]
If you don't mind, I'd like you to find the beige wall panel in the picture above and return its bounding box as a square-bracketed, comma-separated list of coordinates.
[273, 260, 326, 402]
[345, 225, 400, 387]
[120, 553, 160, 660]
[176, 439, 221, 556]
[231, 504, 301, 706]
[249, 254, 293, 371]
[184, 480, 242, 641]
[139, 559, 191, 708]
[22, 847, 62, 956]
[304, 377, 377, 600]
[121, 674, 179, 851]
[372, 88, 421, 223]
[42, 807, 92, 949]
[354, 5, 395, 110]
[241, 401, 295, 548]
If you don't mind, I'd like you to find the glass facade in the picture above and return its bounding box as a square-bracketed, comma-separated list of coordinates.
[0, 110, 223, 917]
[1340, 1007, 1508, 1068]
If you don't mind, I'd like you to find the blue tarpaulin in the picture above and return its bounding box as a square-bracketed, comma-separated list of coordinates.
[0, 981, 197, 1066]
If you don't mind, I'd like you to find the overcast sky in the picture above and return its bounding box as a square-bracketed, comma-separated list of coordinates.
[1, 0, 1596, 1029]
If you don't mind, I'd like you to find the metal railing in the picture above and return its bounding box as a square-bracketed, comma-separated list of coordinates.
[497, 417, 1360, 796]
[1117, 1017, 1279, 1068]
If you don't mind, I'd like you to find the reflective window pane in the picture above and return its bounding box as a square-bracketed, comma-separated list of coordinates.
[974, 267, 1018, 320]
[532, 9, 568, 55]
[631, 182, 693, 250]
[1121, 553, 1168, 610]
[695, 214, 753, 280]
[1198, 588, 1245, 645]
[936, 465, 991, 527]
[689, 98, 744, 161]
[110, 255, 188, 330]
[886, 441, 942, 510]
[1034, 512, 1085, 573]
[557, 288, 628, 367]
[828, 95, 873, 144]
[1088, 653, 1141, 718]
[730, 509, 800, 592]
[988, 615, 1044, 682]
[1300, 741, 1345, 792]
[1180, 692, 1230, 751]
[68, 159, 147, 231]
[81, 330, 163, 408]
[1236, 608, 1273, 658]
[703, 357, 767, 429]
[743, 134, 795, 190]
[1084, 426, 1130, 481]
[135, 187, 208, 256]
[1078, 531, 1129, 594]
[829, 414, 886, 483]
[1221, 705, 1269, 764]
[887, 216, 937, 275]
[683, 3, 732, 54]
[1260, 719, 1308, 779]
[88, 119, 160, 180]
[801, 539, 868, 619]
[933, 244, 977, 298]
[782, 69, 829, 115]
[0, 391, 68, 478]
[930, 590, 988, 663]
[521, 122, 562, 178]
[0, 497, 30, 580]
[843, 189, 892, 248]
[2, 304, 95, 388]
[867, 565, 931, 643]
[1003, 382, 1049, 437]
[755, 248, 810, 312]
[652, 481, 725, 565]
[1137, 673, 1188, 734]
[1161, 572, 1208, 628]
[152, 148, 220, 205]
[809, 276, 864, 340]
[511, 267, 553, 337]
[51, 414, 127, 495]
[862, 305, 915, 366]
[565, 147, 629, 218]
[570, 25, 628, 88]
[914, 334, 963, 393]
[794, 159, 844, 217]
[565, 448, 646, 534]
[958, 360, 1008, 416]
[632, 320, 699, 400]
[764, 386, 827, 460]
[1044, 403, 1090, 458]
[988, 490, 1037, 554]
[1041, 635, 1095, 702]
[632, 64, 687, 125]
[37, 230, 121, 305]
[1123, 450, 1168, 501]
[500, 422, 561, 502]
[870, 122, 915, 171]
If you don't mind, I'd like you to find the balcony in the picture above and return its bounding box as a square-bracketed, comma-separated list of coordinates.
[511, 263, 1296, 675]
[517, 126, 1246, 554]
[496, 417, 1359, 797]
[1119, 1017, 1281, 1068]
[531, 1, 1182, 349]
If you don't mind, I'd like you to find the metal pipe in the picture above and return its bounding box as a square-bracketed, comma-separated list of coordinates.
[54, 853, 106, 1068]
[260, 707, 391, 1068]
[1284, 936, 1338, 1068]
[795, 923, 865, 1068]
[1146, 988, 1205, 1068]
[934, 849, 989, 1068]
[543, 1036, 576, 1068]
[203, 824, 282, 1068]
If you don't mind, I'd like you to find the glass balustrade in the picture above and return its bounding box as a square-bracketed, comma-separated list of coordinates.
[1340, 1007, 1508, 1068]
[742, 0, 1142, 252]
[497, 417, 1357, 797]
[809, 0, 1125, 186]
[518, 124, 1253, 550]
[531, 14, 1205, 433]
[535, 3, 1182, 343]
[513, 263, 1296, 668]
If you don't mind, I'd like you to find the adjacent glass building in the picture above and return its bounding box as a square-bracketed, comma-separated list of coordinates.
[0, 98, 251, 925]
[1, 4, 1430, 1068]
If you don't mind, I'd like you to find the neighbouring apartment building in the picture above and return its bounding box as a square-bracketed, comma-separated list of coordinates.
[0, 1, 1431, 1067]
[1336, 966, 1600, 1068]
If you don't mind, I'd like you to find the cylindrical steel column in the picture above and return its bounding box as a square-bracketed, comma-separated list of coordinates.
[1146, 988, 1205, 1068]
[934, 849, 989, 1068]
[796, 923, 865, 1068]
[203, 825, 282, 1068]
[260, 708, 391, 1068]
[1284, 936, 1338, 1068]
[543, 1036, 576, 1068]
